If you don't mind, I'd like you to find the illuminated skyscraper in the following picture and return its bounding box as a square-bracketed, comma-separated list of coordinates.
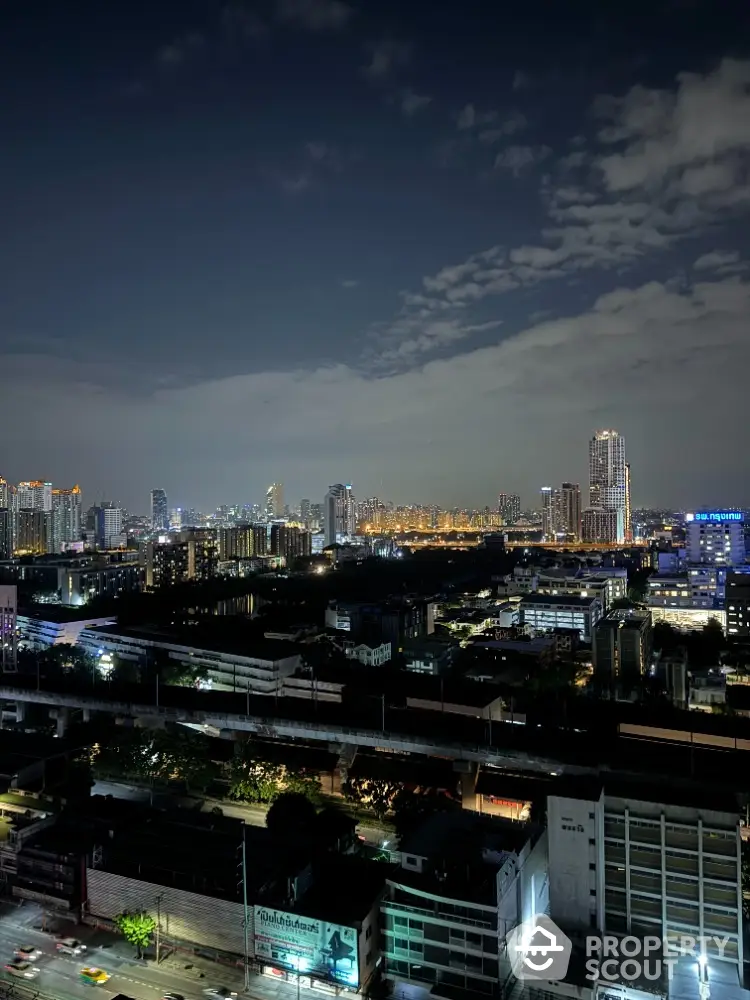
[52, 485, 82, 551]
[497, 493, 521, 525]
[540, 487, 555, 540]
[150, 489, 168, 531]
[17, 480, 52, 512]
[265, 483, 284, 520]
[589, 429, 627, 543]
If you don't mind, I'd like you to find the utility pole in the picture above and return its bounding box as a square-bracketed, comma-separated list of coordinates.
[155, 893, 163, 964]
[242, 823, 250, 992]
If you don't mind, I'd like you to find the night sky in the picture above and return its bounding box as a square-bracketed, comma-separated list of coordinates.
[3, 0, 750, 512]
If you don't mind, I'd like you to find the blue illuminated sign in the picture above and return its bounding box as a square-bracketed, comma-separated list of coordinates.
[687, 511, 743, 523]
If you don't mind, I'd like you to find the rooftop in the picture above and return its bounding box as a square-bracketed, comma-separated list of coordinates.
[81, 623, 301, 661]
[18, 605, 115, 623]
[520, 594, 601, 608]
[295, 857, 387, 925]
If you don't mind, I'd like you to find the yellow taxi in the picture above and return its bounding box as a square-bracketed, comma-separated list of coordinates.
[80, 966, 111, 985]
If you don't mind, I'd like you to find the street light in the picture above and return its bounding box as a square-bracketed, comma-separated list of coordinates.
[155, 893, 164, 965]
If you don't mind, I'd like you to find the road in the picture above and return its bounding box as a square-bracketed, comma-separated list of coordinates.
[0, 903, 338, 1000]
[91, 781, 392, 847]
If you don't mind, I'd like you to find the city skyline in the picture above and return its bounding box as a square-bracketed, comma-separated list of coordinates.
[2, 3, 750, 508]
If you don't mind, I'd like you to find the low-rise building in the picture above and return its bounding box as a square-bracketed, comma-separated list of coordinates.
[518, 594, 603, 642]
[344, 642, 392, 667]
[382, 811, 547, 1000]
[77, 624, 302, 695]
[17, 607, 115, 648]
[402, 636, 458, 675]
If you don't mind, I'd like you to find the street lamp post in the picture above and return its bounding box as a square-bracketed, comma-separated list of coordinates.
[155, 893, 164, 965]
[242, 823, 250, 992]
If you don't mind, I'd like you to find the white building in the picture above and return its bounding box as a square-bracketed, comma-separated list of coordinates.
[344, 641, 392, 667]
[589, 429, 628, 543]
[547, 779, 742, 980]
[685, 511, 745, 567]
[52, 486, 82, 551]
[17, 481, 52, 512]
[17, 610, 115, 648]
[519, 594, 603, 642]
[77, 625, 302, 695]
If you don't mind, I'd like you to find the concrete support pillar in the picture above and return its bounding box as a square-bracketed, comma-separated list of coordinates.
[453, 760, 479, 812]
[14, 702, 25, 724]
[56, 708, 70, 738]
[82, 708, 91, 722]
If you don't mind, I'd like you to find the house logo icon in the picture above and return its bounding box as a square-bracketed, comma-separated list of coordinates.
[506, 915, 572, 981]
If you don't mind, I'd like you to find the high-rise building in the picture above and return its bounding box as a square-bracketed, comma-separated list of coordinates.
[95, 507, 124, 550]
[624, 462, 632, 542]
[497, 493, 521, 525]
[540, 487, 555, 540]
[324, 484, 345, 546]
[17, 481, 52, 512]
[726, 572, 750, 640]
[0, 585, 18, 673]
[146, 533, 218, 588]
[0, 478, 10, 509]
[270, 524, 312, 563]
[589, 429, 627, 543]
[581, 507, 618, 544]
[559, 483, 581, 542]
[265, 483, 284, 520]
[299, 499, 311, 527]
[593, 609, 653, 688]
[52, 485, 82, 551]
[150, 489, 168, 531]
[16, 510, 53, 554]
[218, 523, 267, 560]
[344, 484, 356, 536]
[0, 509, 12, 560]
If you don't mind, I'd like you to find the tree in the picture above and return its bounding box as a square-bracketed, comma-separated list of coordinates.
[283, 768, 322, 803]
[343, 776, 399, 820]
[114, 911, 156, 959]
[228, 755, 284, 803]
[266, 792, 318, 840]
[392, 788, 459, 840]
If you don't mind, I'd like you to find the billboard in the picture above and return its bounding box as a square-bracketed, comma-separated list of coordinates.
[686, 511, 743, 522]
[254, 906, 359, 987]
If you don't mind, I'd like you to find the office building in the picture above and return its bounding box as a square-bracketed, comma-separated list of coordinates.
[265, 483, 284, 520]
[624, 462, 632, 542]
[325, 597, 435, 649]
[581, 506, 618, 544]
[16, 510, 53, 555]
[518, 594, 603, 642]
[382, 811, 547, 999]
[497, 493, 521, 526]
[95, 507, 124, 550]
[150, 489, 168, 531]
[589, 429, 627, 543]
[535, 568, 627, 613]
[299, 498, 311, 526]
[270, 524, 312, 563]
[17, 481, 52, 512]
[547, 778, 742, 978]
[52, 486, 82, 551]
[593, 609, 653, 687]
[0, 478, 10, 509]
[726, 572, 750, 640]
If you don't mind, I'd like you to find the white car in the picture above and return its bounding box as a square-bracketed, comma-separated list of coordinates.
[56, 937, 86, 956]
[203, 990, 238, 999]
[5, 960, 40, 979]
[14, 946, 42, 962]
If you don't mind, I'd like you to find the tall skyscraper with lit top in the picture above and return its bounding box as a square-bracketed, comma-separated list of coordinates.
[588, 429, 628, 543]
[150, 489, 168, 531]
[265, 483, 284, 520]
[52, 485, 82, 551]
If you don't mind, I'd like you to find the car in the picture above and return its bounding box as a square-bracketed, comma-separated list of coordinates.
[56, 937, 86, 955]
[14, 946, 42, 961]
[202, 990, 238, 999]
[162, 994, 186, 1000]
[80, 966, 111, 985]
[4, 960, 40, 979]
